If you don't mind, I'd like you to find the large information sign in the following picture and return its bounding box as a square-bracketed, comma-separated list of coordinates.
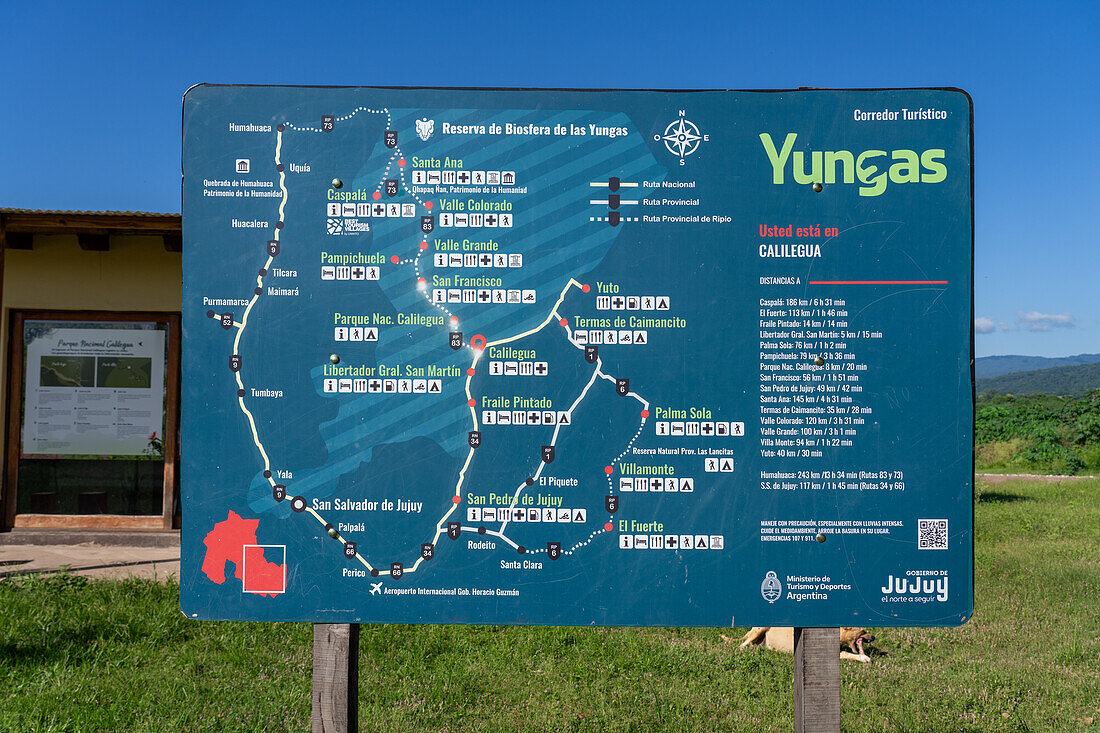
[182, 86, 973, 626]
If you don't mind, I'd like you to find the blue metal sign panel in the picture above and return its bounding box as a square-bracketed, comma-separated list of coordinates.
[181, 86, 973, 626]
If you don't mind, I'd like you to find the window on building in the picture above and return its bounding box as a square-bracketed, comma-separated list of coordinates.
[6, 312, 179, 526]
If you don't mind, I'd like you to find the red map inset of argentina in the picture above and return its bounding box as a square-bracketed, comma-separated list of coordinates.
[201, 511, 286, 596]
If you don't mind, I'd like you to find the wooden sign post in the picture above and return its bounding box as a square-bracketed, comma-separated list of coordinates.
[793, 627, 841, 732]
[312, 623, 359, 733]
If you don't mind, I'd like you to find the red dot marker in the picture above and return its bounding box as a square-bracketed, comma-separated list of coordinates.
[641, 409, 649, 418]
[582, 284, 591, 293]
[450, 316, 459, 326]
[452, 495, 461, 504]
[604, 522, 614, 532]
[417, 277, 426, 285]
[559, 318, 568, 327]
[467, 368, 475, 376]
[419, 241, 428, 250]
[398, 158, 406, 167]
[604, 466, 613, 475]
[372, 191, 381, 201]
[468, 398, 477, 407]
[425, 201, 433, 210]
[390, 255, 400, 264]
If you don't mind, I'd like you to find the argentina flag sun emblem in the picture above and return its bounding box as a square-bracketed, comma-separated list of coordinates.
[761, 571, 782, 603]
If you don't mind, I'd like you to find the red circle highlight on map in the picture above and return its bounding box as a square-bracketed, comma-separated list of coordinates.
[641, 409, 649, 418]
[420, 241, 428, 250]
[398, 158, 406, 167]
[452, 495, 460, 504]
[425, 201, 433, 210]
[467, 368, 475, 376]
[390, 255, 399, 264]
[469, 335, 487, 351]
[559, 318, 568, 327]
[604, 465, 613, 474]
[372, 191, 381, 200]
[582, 284, 591, 293]
[604, 522, 613, 532]
[468, 398, 477, 407]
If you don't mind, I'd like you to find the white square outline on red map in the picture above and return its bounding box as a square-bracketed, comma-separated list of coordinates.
[241, 544, 287, 595]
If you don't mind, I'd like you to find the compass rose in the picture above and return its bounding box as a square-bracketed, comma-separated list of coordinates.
[655, 112, 708, 164]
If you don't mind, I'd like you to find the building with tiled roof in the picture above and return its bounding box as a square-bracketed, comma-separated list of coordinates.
[0, 209, 181, 532]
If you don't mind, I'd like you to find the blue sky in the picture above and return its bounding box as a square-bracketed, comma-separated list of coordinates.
[1, 1, 1096, 357]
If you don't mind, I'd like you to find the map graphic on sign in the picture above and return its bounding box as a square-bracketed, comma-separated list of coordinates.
[201, 511, 286, 597]
[182, 86, 973, 626]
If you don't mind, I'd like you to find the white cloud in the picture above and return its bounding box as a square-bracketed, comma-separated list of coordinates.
[1016, 311, 1076, 332]
[974, 317, 995, 334]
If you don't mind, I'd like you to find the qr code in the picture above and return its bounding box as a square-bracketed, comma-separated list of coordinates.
[918, 519, 949, 550]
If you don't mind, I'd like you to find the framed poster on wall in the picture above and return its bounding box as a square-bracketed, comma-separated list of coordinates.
[4, 311, 180, 528]
[21, 321, 166, 457]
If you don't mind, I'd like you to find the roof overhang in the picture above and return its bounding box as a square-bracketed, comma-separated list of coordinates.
[0, 209, 181, 251]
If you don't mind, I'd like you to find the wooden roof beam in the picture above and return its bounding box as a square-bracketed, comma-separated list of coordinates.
[78, 233, 111, 251]
[1, 212, 180, 234]
[5, 232, 33, 250]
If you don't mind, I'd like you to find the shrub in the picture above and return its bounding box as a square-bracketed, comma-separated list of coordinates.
[975, 391, 1100, 474]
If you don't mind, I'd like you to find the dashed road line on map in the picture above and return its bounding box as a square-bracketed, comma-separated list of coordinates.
[286, 107, 390, 133]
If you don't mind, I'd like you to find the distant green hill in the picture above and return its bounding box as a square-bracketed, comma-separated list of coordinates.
[976, 353, 1100, 379]
[977, 361, 1100, 396]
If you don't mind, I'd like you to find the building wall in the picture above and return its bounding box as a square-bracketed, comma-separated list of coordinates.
[0, 234, 181, 523]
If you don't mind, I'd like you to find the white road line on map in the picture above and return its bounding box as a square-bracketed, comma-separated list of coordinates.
[399, 165, 426, 207]
[596, 370, 650, 408]
[230, 129, 371, 570]
[286, 107, 389, 133]
[465, 350, 482, 428]
[374, 150, 399, 194]
[232, 113, 654, 580]
[227, 122, 402, 578]
[413, 242, 457, 322]
[460, 526, 520, 550]
[486, 279, 582, 348]
[306, 507, 375, 571]
[228, 132, 290, 476]
[528, 527, 605, 555]
[498, 357, 601, 535]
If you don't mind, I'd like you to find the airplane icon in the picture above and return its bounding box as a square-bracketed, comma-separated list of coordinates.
[370, 582, 383, 595]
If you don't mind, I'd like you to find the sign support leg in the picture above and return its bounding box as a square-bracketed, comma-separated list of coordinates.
[312, 623, 358, 733]
[793, 627, 840, 733]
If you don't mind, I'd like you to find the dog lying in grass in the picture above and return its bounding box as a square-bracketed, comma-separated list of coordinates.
[728, 627, 874, 662]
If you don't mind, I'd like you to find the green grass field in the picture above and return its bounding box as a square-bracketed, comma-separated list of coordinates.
[2, 478, 1097, 732]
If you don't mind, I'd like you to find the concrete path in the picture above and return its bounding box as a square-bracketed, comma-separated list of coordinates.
[0, 533, 179, 581]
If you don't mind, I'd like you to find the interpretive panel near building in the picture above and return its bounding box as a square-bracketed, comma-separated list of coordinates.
[181, 86, 973, 626]
[22, 322, 165, 457]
